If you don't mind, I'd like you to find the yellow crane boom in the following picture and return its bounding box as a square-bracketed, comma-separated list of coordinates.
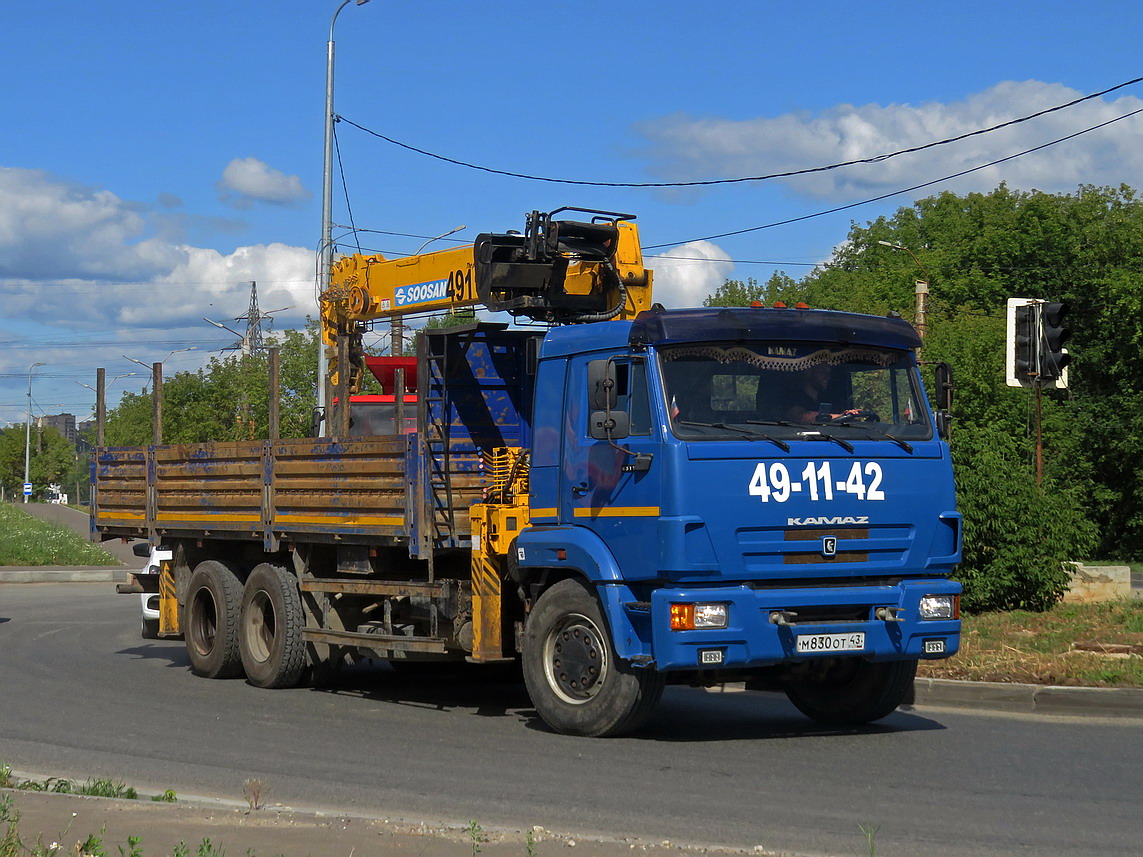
[321, 208, 654, 391]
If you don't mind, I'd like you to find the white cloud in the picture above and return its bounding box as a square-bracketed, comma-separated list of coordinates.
[217, 157, 311, 208]
[636, 80, 1143, 200]
[0, 167, 174, 280]
[0, 242, 316, 334]
[143, 243, 316, 325]
[0, 167, 320, 422]
[0, 168, 315, 335]
[646, 241, 734, 308]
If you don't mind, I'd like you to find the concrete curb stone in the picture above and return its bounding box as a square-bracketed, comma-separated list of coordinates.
[0, 566, 126, 583]
[908, 677, 1143, 719]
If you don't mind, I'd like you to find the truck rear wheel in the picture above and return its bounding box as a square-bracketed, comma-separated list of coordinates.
[239, 564, 306, 689]
[185, 560, 243, 679]
[784, 658, 917, 725]
[522, 578, 663, 737]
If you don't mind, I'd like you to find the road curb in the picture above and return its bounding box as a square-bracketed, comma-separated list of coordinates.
[0, 566, 126, 584]
[908, 677, 1143, 719]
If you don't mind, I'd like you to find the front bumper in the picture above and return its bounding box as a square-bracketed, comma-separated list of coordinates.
[639, 578, 960, 671]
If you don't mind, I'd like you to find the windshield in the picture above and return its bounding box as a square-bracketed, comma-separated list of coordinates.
[658, 342, 931, 441]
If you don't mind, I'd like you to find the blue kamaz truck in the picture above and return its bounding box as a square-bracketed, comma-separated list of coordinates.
[96, 210, 960, 737]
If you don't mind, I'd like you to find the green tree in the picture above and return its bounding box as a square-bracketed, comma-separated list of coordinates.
[703, 182, 1143, 609]
[103, 320, 324, 445]
[704, 274, 804, 308]
[424, 308, 477, 329]
[952, 424, 1095, 612]
[0, 425, 75, 500]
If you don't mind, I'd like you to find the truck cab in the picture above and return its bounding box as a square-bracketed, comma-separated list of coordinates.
[513, 306, 961, 734]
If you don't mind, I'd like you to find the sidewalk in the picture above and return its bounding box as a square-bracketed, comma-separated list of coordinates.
[1, 788, 643, 857]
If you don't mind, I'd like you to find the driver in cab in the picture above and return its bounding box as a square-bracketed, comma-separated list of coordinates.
[787, 363, 861, 424]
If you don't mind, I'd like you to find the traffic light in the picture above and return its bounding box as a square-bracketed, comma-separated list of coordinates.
[1012, 303, 1037, 381]
[1006, 297, 1071, 389]
[1039, 301, 1071, 383]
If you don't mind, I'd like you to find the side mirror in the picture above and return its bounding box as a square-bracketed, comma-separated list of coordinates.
[590, 409, 630, 440]
[588, 360, 617, 410]
[132, 542, 152, 558]
[933, 362, 953, 411]
[935, 410, 952, 440]
[310, 406, 325, 438]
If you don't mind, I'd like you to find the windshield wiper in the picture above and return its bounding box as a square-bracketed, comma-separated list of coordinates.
[831, 419, 914, 453]
[677, 419, 791, 452]
[744, 418, 797, 428]
[795, 430, 855, 453]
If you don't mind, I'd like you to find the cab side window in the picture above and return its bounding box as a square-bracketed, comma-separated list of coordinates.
[591, 359, 651, 436]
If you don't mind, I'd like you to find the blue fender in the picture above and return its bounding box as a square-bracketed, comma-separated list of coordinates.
[515, 525, 624, 582]
[515, 525, 653, 663]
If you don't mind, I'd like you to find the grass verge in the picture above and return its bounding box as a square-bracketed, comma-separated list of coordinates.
[0, 505, 117, 567]
[917, 598, 1143, 687]
[1, 765, 186, 857]
[2, 792, 223, 857]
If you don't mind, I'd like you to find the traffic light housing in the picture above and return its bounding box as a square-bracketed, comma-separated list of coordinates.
[1039, 301, 1071, 383]
[1012, 303, 1037, 381]
[1005, 297, 1070, 389]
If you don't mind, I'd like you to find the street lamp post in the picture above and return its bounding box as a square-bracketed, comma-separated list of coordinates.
[163, 346, 198, 363]
[318, 0, 372, 436]
[23, 362, 45, 503]
[202, 318, 250, 356]
[878, 240, 931, 343]
[76, 372, 137, 395]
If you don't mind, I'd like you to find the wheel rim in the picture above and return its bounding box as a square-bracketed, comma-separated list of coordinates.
[542, 612, 608, 704]
[190, 587, 218, 657]
[244, 589, 276, 665]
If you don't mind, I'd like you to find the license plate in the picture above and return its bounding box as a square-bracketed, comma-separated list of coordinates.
[924, 639, 946, 654]
[796, 632, 865, 654]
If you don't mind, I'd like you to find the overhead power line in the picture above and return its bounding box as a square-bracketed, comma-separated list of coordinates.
[645, 105, 1143, 248]
[337, 75, 1143, 188]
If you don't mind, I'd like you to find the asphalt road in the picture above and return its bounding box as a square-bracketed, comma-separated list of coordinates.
[1, 583, 1141, 857]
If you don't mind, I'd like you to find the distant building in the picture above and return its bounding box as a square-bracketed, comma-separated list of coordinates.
[41, 413, 77, 445]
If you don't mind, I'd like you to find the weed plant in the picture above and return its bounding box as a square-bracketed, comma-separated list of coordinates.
[0, 505, 117, 567]
[917, 597, 1143, 686]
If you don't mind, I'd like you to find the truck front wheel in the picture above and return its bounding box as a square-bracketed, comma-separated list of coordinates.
[239, 564, 306, 689]
[185, 560, 243, 679]
[784, 658, 917, 725]
[522, 578, 663, 737]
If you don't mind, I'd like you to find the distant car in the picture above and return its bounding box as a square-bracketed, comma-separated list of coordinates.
[130, 543, 173, 639]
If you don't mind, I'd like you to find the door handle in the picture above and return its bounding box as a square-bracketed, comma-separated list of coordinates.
[571, 482, 589, 497]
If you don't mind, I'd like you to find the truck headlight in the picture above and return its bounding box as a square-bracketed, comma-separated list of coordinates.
[670, 602, 729, 630]
[919, 594, 959, 620]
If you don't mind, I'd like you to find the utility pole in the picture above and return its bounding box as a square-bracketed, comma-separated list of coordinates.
[877, 241, 931, 349]
[205, 283, 291, 358]
[239, 281, 264, 355]
[914, 279, 929, 342]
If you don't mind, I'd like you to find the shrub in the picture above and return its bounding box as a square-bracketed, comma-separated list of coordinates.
[953, 425, 1096, 612]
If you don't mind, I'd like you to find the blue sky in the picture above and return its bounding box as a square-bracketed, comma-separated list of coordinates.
[3, 0, 1143, 425]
